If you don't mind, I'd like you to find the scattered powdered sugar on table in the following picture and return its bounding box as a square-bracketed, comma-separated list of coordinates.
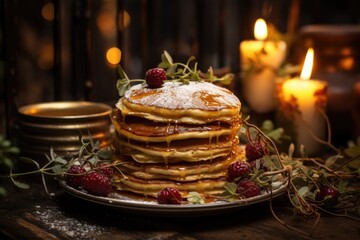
[33, 205, 109, 239]
[124, 81, 240, 110]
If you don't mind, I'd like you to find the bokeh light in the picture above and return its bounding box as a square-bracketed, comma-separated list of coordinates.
[118, 11, 131, 31]
[38, 40, 54, 70]
[97, 12, 116, 37]
[42, 3, 54, 21]
[106, 47, 121, 65]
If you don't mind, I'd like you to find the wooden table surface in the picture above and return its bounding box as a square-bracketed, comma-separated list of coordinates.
[0, 176, 359, 240]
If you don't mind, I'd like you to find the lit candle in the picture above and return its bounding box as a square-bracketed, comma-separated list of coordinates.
[240, 18, 287, 113]
[282, 48, 327, 155]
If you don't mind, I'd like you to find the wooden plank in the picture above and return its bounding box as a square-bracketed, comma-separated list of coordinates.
[0, 178, 359, 240]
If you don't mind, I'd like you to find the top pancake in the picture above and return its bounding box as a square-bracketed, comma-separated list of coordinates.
[116, 81, 241, 124]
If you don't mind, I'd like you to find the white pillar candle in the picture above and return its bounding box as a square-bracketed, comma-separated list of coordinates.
[281, 48, 327, 155]
[240, 18, 287, 113]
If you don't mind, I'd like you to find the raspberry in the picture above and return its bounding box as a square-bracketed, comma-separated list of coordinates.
[245, 140, 268, 161]
[237, 180, 261, 198]
[81, 171, 112, 197]
[315, 186, 339, 202]
[65, 165, 86, 188]
[157, 187, 182, 204]
[227, 161, 251, 181]
[96, 163, 113, 178]
[145, 68, 166, 88]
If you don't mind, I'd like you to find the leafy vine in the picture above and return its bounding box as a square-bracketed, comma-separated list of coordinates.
[116, 51, 234, 96]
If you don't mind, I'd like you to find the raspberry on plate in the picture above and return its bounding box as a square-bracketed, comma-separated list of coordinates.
[236, 180, 261, 198]
[227, 161, 251, 181]
[245, 140, 268, 161]
[145, 68, 167, 88]
[157, 187, 182, 204]
[65, 165, 86, 188]
[81, 171, 112, 197]
[315, 186, 339, 202]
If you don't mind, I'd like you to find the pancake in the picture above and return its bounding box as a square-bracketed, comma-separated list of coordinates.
[113, 174, 229, 197]
[113, 148, 244, 181]
[112, 131, 238, 164]
[117, 81, 240, 124]
[112, 114, 234, 142]
[111, 81, 242, 198]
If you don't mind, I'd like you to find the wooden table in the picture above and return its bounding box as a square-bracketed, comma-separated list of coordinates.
[0, 176, 358, 240]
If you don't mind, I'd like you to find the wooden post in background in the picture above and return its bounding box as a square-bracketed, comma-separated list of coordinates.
[2, 0, 19, 138]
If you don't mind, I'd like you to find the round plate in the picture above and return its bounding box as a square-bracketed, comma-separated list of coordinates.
[60, 179, 288, 216]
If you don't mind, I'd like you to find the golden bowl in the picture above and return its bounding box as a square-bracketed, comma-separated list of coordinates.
[17, 101, 113, 158]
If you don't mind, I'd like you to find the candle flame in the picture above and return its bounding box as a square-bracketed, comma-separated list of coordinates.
[254, 18, 267, 41]
[300, 48, 314, 80]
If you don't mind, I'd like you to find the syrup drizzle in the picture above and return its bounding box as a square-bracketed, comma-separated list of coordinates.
[111, 82, 243, 198]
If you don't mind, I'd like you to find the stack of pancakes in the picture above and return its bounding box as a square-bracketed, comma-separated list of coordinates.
[111, 81, 242, 197]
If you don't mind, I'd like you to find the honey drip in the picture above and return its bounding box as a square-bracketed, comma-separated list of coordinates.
[111, 85, 242, 198]
[130, 89, 160, 100]
[174, 120, 179, 133]
[198, 92, 222, 107]
[164, 120, 173, 166]
[208, 134, 213, 148]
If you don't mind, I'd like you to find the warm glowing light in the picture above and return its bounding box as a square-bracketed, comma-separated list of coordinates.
[254, 18, 267, 40]
[340, 57, 354, 70]
[97, 12, 116, 36]
[38, 40, 54, 70]
[300, 48, 314, 80]
[42, 3, 54, 21]
[106, 47, 121, 65]
[118, 11, 131, 31]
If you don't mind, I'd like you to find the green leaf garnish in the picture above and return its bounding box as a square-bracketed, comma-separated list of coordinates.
[185, 191, 205, 204]
[116, 65, 145, 97]
[224, 182, 238, 196]
[158, 50, 234, 85]
[0, 135, 19, 173]
[344, 146, 360, 158]
[0, 187, 6, 197]
[115, 51, 236, 97]
[10, 176, 30, 189]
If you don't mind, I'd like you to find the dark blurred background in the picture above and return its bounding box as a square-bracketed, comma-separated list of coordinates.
[1, 0, 360, 146]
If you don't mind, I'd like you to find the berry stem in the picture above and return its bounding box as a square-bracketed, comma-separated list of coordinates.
[269, 199, 320, 238]
[243, 119, 285, 171]
[297, 157, 348, 180]
[9, 159, 64, 177]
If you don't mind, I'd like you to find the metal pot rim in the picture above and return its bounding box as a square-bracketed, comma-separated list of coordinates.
[18, 101, 112, 119]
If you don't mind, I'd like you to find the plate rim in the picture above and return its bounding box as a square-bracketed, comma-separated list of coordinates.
[59, 179, 288, 215]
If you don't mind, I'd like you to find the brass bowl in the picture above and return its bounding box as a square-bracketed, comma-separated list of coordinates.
[17, 101, 113, 158]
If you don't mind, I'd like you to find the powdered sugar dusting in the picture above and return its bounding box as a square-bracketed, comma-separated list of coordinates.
[34, 205, 109, 239]
[124, 81, 240, 110]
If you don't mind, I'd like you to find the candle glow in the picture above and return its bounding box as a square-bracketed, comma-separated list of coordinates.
[281, 48, 326, 155]
[239, 18, 286, 113]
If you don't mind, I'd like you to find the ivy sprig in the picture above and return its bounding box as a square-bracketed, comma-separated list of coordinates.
[9, 134, 113, 196]
[116, 65, 145, 97]
[158, 50, 234, 85]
